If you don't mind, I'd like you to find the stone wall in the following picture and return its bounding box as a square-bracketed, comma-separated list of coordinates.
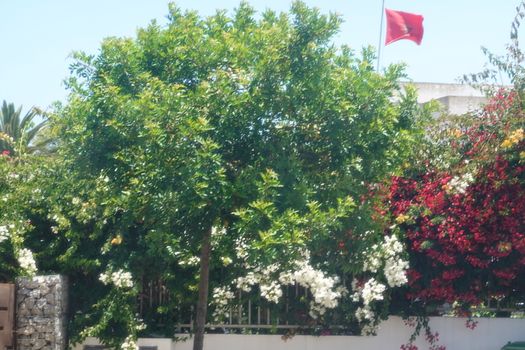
[16, 275, 68, 350]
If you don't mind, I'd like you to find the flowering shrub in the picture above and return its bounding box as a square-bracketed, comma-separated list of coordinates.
[0, 153, 39, 281]
[350, 233, 410, 334]
[17, 248, 38, 275]
[387, 88, 525, 315]
[99, 269, 134, 289]
[212, 250, 348, 323]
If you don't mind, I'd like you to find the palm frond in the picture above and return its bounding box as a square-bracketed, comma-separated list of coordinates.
[0, 100, 51, 156]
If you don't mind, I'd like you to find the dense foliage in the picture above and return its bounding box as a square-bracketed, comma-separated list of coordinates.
[0, 2, 429, 349]
[380, 6, 525, 347]
[7, 2, 525, 350]
[385, 11, 525, 322]
[387, 87, 525, 316]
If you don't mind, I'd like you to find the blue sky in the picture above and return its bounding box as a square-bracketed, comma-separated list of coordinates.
[0, 1, 519, 110]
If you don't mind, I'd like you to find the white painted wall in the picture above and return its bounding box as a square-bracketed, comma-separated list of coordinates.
[76, 317, 525, 350]
[401, 82, 485, 104]
[436, 96, 488, 115]
[399, 82, 490, 115]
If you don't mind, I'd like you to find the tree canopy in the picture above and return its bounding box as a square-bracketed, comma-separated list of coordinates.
[1, 2, 429, 349]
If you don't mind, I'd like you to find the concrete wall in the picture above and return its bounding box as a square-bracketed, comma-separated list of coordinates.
[404, 82, 485, 104]
[76, 316, 525, 350]
[436, 95, 488, 115]
[400, 82, 489, 115]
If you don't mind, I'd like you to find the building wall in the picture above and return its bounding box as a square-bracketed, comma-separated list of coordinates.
[404, 82, 485, 104]
[400, 82, 489, 115]
[436, 95, 488, 115]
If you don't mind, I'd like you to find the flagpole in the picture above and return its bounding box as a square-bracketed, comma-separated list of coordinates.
[376, 0, 386, 72]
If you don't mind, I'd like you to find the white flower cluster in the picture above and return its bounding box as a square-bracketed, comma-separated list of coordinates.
[282, 260, 346, 318]
[363, 249, 382, 273]
[0, 225, 11, 243]
[212, 286, 235, 307]
[384, 256, 409, 287]
[352, 277, 385, 335]
[363, 235, 408, 288]
[447, 172, 474, 194]
[211, 286, 236, 322]
[382, 235, 409, 287]
[120, 335, 138, 350]
[236, 271, 259, 292]
[361, 278, 386, 305]
[354, 305, 374, 322]
[17, 248, 37, 275]
[134, 319, 147, 331]
[353, 235, 409, 334]
[234, 254, 345, 319]
[260, 281, 282, 303]
[1, 220, 33, 245]
[234, 237, 249, 260]
[235, 264, 279, 293]
[99, 269, 134, 289]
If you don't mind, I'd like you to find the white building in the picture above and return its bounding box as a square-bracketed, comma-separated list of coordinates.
[401, 82, 488, 115]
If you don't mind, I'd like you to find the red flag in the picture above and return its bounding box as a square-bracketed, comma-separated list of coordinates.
[385, 9, 424, 46]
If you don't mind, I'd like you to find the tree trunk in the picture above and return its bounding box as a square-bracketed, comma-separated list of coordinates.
[193, 226, 212, 350]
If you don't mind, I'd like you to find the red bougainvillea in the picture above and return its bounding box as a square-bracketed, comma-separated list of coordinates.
[388, 88, 525, 310]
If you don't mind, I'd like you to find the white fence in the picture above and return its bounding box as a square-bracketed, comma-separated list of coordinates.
[76, 316, 525, 350]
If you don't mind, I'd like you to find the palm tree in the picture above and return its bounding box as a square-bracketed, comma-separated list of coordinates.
[0, 100, 49, 156]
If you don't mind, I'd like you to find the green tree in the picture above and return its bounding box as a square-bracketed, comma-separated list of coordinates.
[11, 2, 428, 349]
[0, 101, 49, 156]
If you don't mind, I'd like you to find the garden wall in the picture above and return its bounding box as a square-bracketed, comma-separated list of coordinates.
[76, 316, 525, 350]
[16, 275, 68, 350]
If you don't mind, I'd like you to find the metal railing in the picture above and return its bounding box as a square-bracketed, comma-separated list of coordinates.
[137, 277, 525, 334]
[138, 278, 330, 333]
